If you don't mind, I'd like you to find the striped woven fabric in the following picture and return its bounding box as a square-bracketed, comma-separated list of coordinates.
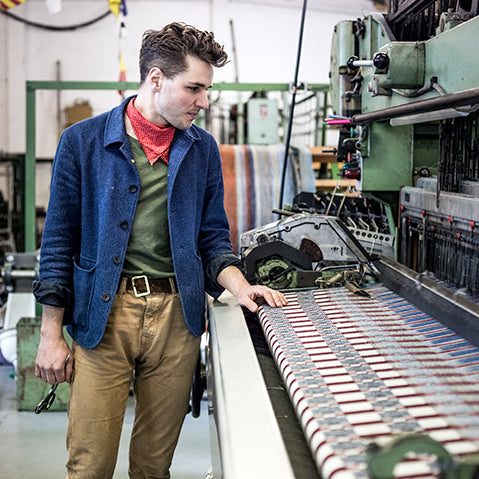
[219, 145, 314, 252]
[258, 285, 479, 478]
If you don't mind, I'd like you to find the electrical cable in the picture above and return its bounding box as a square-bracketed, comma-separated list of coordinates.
[278, 0, 308, 210]
[0, 8, 111, 31]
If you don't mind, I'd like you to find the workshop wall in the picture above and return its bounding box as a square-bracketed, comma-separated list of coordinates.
[0, 0, 377, 156]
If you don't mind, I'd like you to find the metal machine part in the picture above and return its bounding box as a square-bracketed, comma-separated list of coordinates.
[400, 177, 479, 297]
[2, 252, 39, 293]
[326, 1, 479, 304]
[240, 213, 378, 289]
[292, 191, 396, 259]
[387, 0, 478, 42]
[329, 6, 479, 192]
[378, 254, 479, 345]
[367, 433, 479, 479]
[0, 253, 39, 374]
[206, 293, 296, 479]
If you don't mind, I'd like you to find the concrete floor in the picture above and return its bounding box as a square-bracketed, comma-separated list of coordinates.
[0, 363, 212, 479]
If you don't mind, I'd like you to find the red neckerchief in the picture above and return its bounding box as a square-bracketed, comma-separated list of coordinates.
[126, 98, 175, 165]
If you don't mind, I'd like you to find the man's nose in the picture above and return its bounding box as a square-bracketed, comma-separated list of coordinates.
[196, 90, 209, 110]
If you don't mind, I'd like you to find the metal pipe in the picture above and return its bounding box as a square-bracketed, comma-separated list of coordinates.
[352, 86, 479, 124]
[8, 270, 37, 279]
[278, 0, 308, 210]
[352, 59, 374, 68]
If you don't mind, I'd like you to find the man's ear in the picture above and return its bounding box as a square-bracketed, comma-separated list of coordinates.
[148, 67, 164, 90]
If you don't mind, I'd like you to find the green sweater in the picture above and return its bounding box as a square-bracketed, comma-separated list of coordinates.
[122, 136, 174, 278]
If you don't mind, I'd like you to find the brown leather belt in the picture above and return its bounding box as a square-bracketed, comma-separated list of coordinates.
[124, 275, 176, 297]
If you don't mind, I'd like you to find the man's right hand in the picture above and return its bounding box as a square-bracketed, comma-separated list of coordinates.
[34, 305, 73, 385]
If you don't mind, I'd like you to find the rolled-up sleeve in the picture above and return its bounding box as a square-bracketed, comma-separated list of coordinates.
[32, 280, 72, 311]
[204, 252, 242, 299]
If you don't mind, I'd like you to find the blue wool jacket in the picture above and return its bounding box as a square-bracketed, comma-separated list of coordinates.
[34, 96, 237, 348]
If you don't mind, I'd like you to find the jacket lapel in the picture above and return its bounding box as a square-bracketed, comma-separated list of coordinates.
[167, 127, 199, 194]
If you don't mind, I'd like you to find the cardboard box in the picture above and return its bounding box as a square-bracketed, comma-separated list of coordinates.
[64, 101, 92, 128]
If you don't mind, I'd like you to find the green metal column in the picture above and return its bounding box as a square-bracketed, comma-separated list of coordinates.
[25, 82, 37, 253]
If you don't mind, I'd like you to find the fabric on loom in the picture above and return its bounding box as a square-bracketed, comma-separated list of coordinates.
[243, 147, 255, 231]
[294, 146, 316, 193]
[219, 144, 307, 252]
[257, 285, 479, 479]
[220, 145, 238, 253]
[234, 145, 247, 245]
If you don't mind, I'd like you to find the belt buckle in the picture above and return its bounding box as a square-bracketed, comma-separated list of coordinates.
[131, 275, 150, 297]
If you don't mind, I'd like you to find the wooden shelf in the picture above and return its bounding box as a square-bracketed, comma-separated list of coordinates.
[315, 179, 356, 189]
[309, 146, 337, 165]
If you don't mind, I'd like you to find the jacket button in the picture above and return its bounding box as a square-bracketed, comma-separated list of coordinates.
[113, 256, 121, 265]
[129, 185, 138, 193]
[120, 221, 129, 230]
[102, 293, 111, 302]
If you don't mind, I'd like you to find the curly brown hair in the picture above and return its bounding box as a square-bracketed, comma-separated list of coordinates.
[139, 22, 228, 83]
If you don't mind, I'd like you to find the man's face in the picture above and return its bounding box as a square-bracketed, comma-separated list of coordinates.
[154, 55, 213, 130]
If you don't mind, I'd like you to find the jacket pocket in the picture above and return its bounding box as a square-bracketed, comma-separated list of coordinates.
[72, 256, 96, 331]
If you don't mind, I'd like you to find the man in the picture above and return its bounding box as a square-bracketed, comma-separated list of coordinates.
[34, 22, 286, 479]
